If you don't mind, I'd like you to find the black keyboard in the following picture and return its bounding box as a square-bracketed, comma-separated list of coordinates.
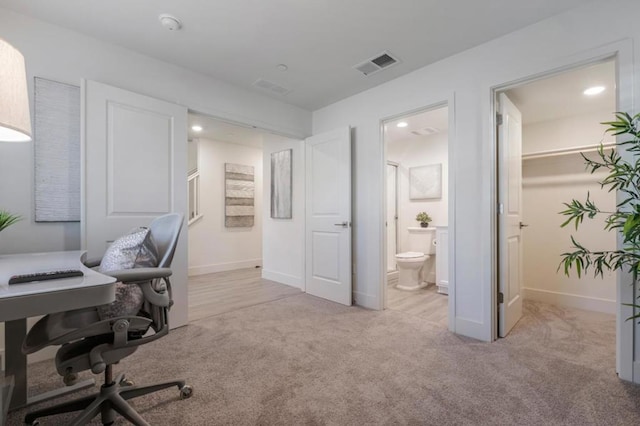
[8, 269, 84, 285]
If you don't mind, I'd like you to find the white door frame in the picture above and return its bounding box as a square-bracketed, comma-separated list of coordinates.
[386, 161, 399, 277]
[489, 41, 634, 380]
[379, 96, 457, 332]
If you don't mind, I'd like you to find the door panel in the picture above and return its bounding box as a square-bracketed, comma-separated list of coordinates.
[498, 93, 523, 337]
[305, 127, 352, 305]
[82, 80, 188, 327]
[312, 232, 341, 281]
[108, 103, 172, 214]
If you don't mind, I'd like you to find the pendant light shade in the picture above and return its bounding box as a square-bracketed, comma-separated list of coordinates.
[0, 38, 32, 142]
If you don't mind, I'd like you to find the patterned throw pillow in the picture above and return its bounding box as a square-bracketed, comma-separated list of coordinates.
[97, 227, 159, 320]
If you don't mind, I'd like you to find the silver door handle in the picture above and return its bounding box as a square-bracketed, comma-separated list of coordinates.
[334, 221, 349, 228]
[519, 222, 529, 229]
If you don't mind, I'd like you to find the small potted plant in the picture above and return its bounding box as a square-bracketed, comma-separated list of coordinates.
[415, 212, 432, 228]
[0, 210, 21, 233]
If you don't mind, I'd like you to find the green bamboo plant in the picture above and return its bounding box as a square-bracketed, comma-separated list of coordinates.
[559, 112, 640, 317]
[0, 210, 22, 233]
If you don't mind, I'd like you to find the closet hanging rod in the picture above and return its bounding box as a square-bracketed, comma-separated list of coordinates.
[522, 142, 616, 160]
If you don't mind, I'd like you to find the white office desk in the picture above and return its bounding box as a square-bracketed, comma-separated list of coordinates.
[0, 251, 116, 412]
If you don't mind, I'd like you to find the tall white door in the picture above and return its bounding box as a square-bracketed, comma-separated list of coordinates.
[305, 127, 352, 305]
[387, 163, 398, 272]
[82, 80, 188, 328]
[498, 93, 523, 337]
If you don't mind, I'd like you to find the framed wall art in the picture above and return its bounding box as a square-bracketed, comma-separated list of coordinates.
[409, 163, 442, 200]
[270, 149, 292, 219]
[225, 163, 254, 227]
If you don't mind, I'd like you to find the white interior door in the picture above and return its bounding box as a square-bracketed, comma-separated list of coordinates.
[498, 93, 523, 337]
[387, 163, 398, 272]
[305, 127, 352, 305]
[82, 80, 188, 328]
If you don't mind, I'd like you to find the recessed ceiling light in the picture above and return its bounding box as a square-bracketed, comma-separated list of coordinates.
[584, 86, 605, 96]
[276, 64, 288, 72]
[191, 125, 202, 132]
[396, 122, 408, 128]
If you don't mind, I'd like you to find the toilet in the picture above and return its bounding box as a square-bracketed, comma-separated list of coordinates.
[395, 227, 436, 291]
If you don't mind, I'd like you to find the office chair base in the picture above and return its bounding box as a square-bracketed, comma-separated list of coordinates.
[24, 370, 192, 426]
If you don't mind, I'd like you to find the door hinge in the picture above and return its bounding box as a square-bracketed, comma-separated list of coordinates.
[498, 292, 504, 304]
[498, 203, 504, 215]
[496, 113, 503, 126]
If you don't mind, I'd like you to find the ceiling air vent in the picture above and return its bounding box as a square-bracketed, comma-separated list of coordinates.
[252, 78, 292, 96]
[354, 51, 400, 76]
[411, 127, 440, 136]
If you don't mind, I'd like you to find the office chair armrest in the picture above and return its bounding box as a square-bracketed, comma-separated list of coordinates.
[24, 315, 150, 355]
[103, 267, 173, 283]
[82, 257, 103, 268]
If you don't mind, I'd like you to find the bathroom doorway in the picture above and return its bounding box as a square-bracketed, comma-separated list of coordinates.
[494, 58, 618, 337]
[382, 104, 450, 327]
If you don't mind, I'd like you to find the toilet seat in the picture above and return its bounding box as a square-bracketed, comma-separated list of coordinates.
[396, 251, 428, 262]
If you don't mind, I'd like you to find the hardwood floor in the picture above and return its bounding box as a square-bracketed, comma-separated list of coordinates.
[188, 267, 302, 322]
[387, 282, 448, 327]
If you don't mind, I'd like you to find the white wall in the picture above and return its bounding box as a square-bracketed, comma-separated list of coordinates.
[0, 8, 311, 360]
[262, 135, 305, 289]
[312, 0, 639, 355]
[0, 7, 311, 256]
[388, 132, 448, 254]
[522, 110, 617, 313]
[522, 110, 615, 155]
[188, 139, 263, 275]
[188, 139, 198, 174]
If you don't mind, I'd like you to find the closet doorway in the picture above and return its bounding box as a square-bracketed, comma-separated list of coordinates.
[495, 58, 617, 337]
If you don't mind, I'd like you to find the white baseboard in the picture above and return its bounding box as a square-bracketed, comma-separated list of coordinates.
[523, 287, 616, 315]
[188, 258, 262, 276]
[261, 269, 302, 289]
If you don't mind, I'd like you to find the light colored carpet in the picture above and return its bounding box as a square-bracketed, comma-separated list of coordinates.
[6, 296, 640, 425]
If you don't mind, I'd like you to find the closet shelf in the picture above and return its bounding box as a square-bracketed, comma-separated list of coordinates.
[522, 142, 616, 160]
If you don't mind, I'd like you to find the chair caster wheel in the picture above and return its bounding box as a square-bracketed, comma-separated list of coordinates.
[63, 372, 78, 386]
[180, 385, 193, 399]
[120, 378, 135, 387]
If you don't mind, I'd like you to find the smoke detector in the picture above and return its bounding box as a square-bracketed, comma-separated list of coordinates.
[159, 14, 182, 31]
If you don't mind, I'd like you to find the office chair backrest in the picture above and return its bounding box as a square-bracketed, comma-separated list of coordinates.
[149, 213, 184, 268]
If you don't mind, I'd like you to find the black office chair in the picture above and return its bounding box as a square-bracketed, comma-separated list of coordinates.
[22, 213, 192, 425]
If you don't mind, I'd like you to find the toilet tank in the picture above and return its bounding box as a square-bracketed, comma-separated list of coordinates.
[407, 227, 436, 255]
